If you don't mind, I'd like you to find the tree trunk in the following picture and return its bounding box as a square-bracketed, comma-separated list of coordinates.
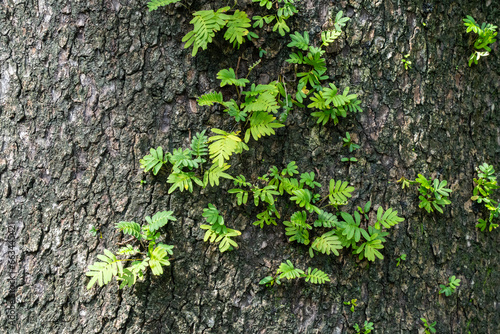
[1, 0, 499, 333]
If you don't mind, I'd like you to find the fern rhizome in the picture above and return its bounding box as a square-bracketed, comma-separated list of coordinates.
[86, 0, 411, 290]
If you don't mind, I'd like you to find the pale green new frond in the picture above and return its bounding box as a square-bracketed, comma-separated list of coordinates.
[147, 0, 181, 11]
[115, 221, 142, 239]
[148, 245, 171, 275]
[145, 211, 176, 233]
[86, 249, 124, 289]
[208, 129, 249, 167]
[244, 111, 284, 143]
[224, 10, 251, 46]
[375, 207, 404, 229]
[304, 267, 330, 284]
[321, 30, 341, 46]
[197, 92, 223, 106]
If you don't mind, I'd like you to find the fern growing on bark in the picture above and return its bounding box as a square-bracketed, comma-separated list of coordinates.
[86, 211, 176, 289]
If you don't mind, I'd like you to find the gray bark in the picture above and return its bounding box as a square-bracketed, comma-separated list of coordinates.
[0, 0, 499, 333]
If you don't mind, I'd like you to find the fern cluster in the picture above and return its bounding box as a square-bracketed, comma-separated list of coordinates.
[398, 174, 452, 213]
[140, 130, 249, 193]
[86, 211, 176, 289]
[471, 163, 499, 231]
[229, 161, 404, 262]
[463, 15, 497, 66]
[285, 12, 363, 125]
[259, 260, 330, 286]
[252, 0, 299, 36]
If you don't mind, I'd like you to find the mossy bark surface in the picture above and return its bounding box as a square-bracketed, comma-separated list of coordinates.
[0, 0, 499, 333]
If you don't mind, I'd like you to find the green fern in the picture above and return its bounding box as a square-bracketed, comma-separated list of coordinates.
[140, 147, 166, 175]
[314, 210, 338, 228]
[208, 129, 249, 167]
[86, 249, 124, 289]
[203, 163, 233, 187]
[147, 0, 181, 11]
[166, 170, 204, 194]
[190, 130, 209, 158]
[288, 31, 310, 50]
[337, 211, 366, 243]
[328, 179, 355, 205]
[224, 10, 251, 47]
[290, 189, 320, 213]
[169, 148, 199, 169]
[244, 111, 285, 143]
[217, 68, 250, 87]
[309, 230, 342, 257]
[200, 206, 241, 254]
[303, 267, 331, 284]
[148, 244, 172, 275]
[243, 91, 280, 114]
[353, 226, 388, 262]
[278, 260, 304, 280]
[116, 221, 142, 239]
[253, 206, 280, 227]
[197, 92, 223, 106]
[117, 244, 140, 256]
[145, 211, 176, 233]
[182, 7, 231, 57]
[283, 211, 311, 245]
[374, 207, 404, 229]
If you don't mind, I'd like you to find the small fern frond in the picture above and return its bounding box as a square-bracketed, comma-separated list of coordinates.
[86, 249, 124, 289]
[374, 207, 404, 229]
[277, 260, 304, 280]
[147, 0, 181, 11]
[244, 111, 284, 143]
[208, 129, 249, 167]
[148, 245, 171, 275]
[115, 221, 142, 239]
[203, 163, 233, 187]
[224, 10, 251, 46]
[182, 7, 231, 56]
[140, 147, 166, 175]
[197, 92, 223, 106]
[303, 267, 330, 284]
[309, 230, 342, 257]
[145, 211, 176, 233]
[328, 179, 355, 205]
[166, 170, 204, 194]
[190, 130, 208, 158]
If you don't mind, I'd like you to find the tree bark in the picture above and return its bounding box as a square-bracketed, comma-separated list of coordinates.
[1, 0, 499, 333]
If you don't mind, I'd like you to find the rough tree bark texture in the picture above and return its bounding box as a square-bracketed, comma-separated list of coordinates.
[0, 0, 499, 333]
